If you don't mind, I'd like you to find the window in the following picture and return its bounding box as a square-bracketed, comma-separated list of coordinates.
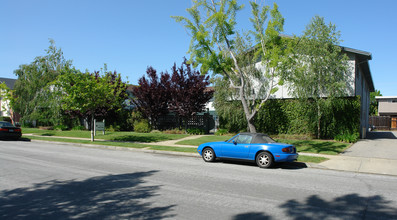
[234, 134, 252, 144]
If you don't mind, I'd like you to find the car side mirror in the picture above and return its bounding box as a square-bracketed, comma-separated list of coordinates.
[233, 140, 237, 145]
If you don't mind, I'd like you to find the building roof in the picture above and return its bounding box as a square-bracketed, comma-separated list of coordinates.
[0, 77, 17, 90]
[341, 46, 374, 92]
[375, 96, 397, 100]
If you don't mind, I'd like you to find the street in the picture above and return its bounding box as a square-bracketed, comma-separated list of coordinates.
[1, 140, 397, 219]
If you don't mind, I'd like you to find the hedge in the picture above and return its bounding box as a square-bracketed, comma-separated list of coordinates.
[217, 96, 361, 139]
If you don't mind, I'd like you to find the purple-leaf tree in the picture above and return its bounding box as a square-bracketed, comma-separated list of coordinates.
[132, 67, 171, 128]
[168, 59, 213, 129]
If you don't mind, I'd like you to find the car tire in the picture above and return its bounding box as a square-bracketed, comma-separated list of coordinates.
[256, 151, 274, 168]
[202, 148, 216, 162]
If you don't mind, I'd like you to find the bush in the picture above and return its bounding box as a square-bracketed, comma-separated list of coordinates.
[134, 120, 151, 133]
[72, 125, 86, 130]
[107, 124, 121, 132]
[22, 121, 35, 128]
[334, 132, 359, 143]
[53, 124, 68, 131]
[215, 128, 228, 136]
[187, 128, 205, 135]
[217, 97, 361, 139]
[0, 116, 12, 123]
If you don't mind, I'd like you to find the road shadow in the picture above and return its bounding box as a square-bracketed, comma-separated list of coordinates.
[0, 137, 31, 142]
[0, 171, 176, 219]
[233, 212, 271, 220]
[217, 159, 307, 170]
[280, 193, 397, 219]
[366, 131, 397, 140]
[234, 193, 397, 219]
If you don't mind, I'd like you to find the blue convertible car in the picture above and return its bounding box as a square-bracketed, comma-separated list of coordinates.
[197, 133, 298, 168]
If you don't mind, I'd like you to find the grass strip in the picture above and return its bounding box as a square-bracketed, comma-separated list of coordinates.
[25, 135, 196, 153]
[22, 128, 188, 143]
[297, 155, 328, 163]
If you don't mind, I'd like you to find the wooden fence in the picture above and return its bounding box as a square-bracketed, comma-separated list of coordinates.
[156, 113, 215, 134]
[369, 116, 391, 130]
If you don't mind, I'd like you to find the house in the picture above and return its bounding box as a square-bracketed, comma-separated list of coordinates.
[208, 46, 374, 138]
[264, 46, 374, 138]
[376, 96, 397, 129]
[0, 77, 20, 124]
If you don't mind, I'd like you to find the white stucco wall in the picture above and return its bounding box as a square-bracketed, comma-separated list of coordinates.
[0, 90, 11, 117]
[252, 55, 356, 99]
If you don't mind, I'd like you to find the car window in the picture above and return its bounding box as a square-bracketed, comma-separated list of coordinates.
[0, 122, 13, 127]
[234, 134, 252, 144]
[262, 135, 275, 143]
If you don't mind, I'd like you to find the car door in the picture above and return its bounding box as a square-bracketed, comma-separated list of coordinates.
[221, 134, 252, 159]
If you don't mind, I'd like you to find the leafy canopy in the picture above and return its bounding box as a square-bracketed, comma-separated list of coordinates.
[12, 39, 72, 125]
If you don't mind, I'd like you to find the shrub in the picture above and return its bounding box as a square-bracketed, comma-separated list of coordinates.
[72, 125, 86, 130]
[107, 124, 121, 132]
[187, 128, 205, 135]
[215, 128, 228, 136]
[134, 120, 151, 133]
[0, 116, 12, 123]
[334, 132, 359, 143]
[22, 121, 35, 128]
[54, 124, 68, 131]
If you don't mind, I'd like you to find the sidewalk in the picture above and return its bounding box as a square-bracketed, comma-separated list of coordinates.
[306, 154, 397, 176]
[24, 133, 397, 176]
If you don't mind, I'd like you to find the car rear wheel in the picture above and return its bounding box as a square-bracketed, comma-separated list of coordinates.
[202, 148, 216, 162]
[256, 152, 273, 168]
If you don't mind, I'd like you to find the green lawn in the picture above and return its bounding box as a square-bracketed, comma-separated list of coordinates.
[175, 135, 233, 146]
[25, 135, 197, 153]
[275, 139, 350, 155]
[22, 128, 188, 143]
[175, 134, 350, 155]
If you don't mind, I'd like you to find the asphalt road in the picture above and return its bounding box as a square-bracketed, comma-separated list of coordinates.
[1, 140, 397, 219]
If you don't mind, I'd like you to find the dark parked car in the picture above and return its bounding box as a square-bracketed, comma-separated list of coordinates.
[197, 132, 298, 168]
[0, 121, 22, 140]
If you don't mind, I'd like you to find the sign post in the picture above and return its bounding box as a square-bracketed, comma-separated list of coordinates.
[95, 120, 105, 136]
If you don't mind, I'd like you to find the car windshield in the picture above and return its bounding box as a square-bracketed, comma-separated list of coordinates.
[0, 122, 13, 127]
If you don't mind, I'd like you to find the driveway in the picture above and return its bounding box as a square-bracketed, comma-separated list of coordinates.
[342, 131, 397, 160]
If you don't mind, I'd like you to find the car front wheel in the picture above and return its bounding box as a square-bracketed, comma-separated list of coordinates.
[256, 152, 274, 168]
[202, 148, 216, 162]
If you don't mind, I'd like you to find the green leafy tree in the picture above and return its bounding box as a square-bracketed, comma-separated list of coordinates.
[12, 39, 72, 126]
[173, 0, 289, 133]
[282, 16, 349, 138]
[370, 90, 382, 116]
[55, 69, 125, 141]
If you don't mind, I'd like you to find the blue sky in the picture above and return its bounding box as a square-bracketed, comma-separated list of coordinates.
[1, 0, 396, 96]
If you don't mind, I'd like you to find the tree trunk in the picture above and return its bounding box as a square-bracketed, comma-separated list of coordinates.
[239, 86, 257, 133]
[248, 120, 256, 133]
[317, 101, 321, 139]
[91, 114, 94, 142]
